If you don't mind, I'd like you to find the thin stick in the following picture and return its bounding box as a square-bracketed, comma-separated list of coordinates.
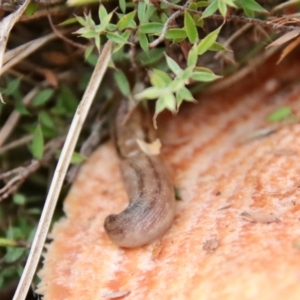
[12, 40, 112, 300]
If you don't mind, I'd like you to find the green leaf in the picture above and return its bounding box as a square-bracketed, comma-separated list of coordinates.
[139, 22, 163, 34]
[0, 78, 21, 96]
[236, 0, 268, 13]
[165, 54, 182, 76]
[178, 66, 194, 82]
[98, 4, 108, 21]
[75, 15, 86, 27]
[137, 48, 165, 66]
[32, 88, 54, 107]
[84, 45, 94, 61]
[59, 17, 79, 26]
[137, 1, 147, 23]
[13, 193, 26, 205]
[70, 152, 86, 164]
[136, 87, 164, 100]
[114, 70, 130, 97]
[119, 0, 126, 13]
[176, 87, 195, 102]
[39, 111, 55, 129]
[165, 28, 187, 40]
[59, 85, 78, 115]
[138, 32, 149, 52]
[202, 0, 218, 18]
[117, 11, 136, 30]
[187, 44, 198, 67]
[95, 12, 114, 33]
[31, 124, 44, 159]
[267, 107, 292, 122]
[4, 247, 25, 263]
[209, 41, 227, 51]
[106, 32, 130, 44]
[191, 71, 221, 82]
[151, 69, 172, 86]
[168, 78, 185, 92]
[218, 0, 227, 17]
[157, 92, 176, 113]
[184, 11, 198, 43]
[198, 26, 222, 55]
[25, 3, 37, 16]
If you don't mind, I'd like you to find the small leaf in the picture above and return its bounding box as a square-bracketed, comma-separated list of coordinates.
[138, 32, 149, 52]
[84, 45, 94, 60]
[149, 70, 168, 88]
[39, 111, 55, 129]
[209, 41, 228, 51]
[168, 78, 185, 92]
[136, 138, 161, 155]
[191, 71, 221, 82]
[202, 0, 218, 18]
[177, 87, 195, 102]
[150, 69, 172, 86]
[136, 87, 163, 100]
[267, 106, 292, 122]
[160, 92, 176, 112]
[184, 11, 198, 43]
[139, 22, 164, 34]
[13, 194, 26, 205]
[117, 11, 136, 30]
[31, 124, 44, 159]
[114, 70, 130, 97]
[187, 44, 198, 67]
[95, 12, 114, 33]
[137, 48, 165, 66]
[236, 0, 268, 13]
[32, 88, 55, 107]
[165, 54, 182, 76]
[218, 0, 227, 17]
[106, 32, 130, 44]
[25, 3, 37, 16]
[198, 26, 222, 55]
[4, 247, 25, 263]
[70, 152, 86, 164]
[0, 78, 21, 96]
[137, 1, 147, 24]
[178, 66, 194, 82]
[165, 28, 187, 40]
[119, 0, 126, 13]
[98, 4, 108, 21]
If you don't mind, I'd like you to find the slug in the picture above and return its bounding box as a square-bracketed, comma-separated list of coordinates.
[104, 100, 175, 248]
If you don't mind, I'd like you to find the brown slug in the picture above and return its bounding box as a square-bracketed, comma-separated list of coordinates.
[104, 100, 175, 248]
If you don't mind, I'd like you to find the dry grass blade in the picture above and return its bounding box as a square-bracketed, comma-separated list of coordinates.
[266, 29, 300, 49]
[12, 40, 113, 300]
[0, 0, 31, 101]
[1, 32, 63, 75]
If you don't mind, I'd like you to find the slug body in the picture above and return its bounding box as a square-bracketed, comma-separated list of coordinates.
[104, 100, 175, 248]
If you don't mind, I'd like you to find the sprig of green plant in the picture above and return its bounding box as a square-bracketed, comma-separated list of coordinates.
[73, 0, 267, 121]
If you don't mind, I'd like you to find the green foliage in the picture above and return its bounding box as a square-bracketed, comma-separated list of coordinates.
[267, 107, 293, 122]
[73, 0, 268, 120]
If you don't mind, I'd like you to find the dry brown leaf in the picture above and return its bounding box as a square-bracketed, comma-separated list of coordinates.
[41, 51, 71, 66]
[277, 36, 300, 63]
[266, 29, 300, 49]
[136, 138, 161, 156]
[40, 69, 59, 87]
[241, 211, 280, 224]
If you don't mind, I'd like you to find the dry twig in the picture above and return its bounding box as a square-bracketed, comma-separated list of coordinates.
[12, 40, 112, 300]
